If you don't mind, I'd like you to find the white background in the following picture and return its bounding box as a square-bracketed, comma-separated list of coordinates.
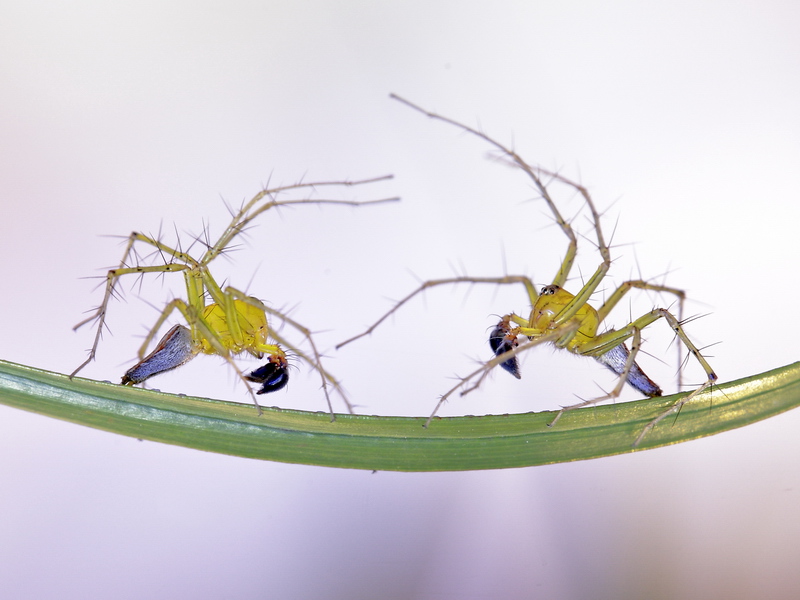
[1, 2, 799, 598]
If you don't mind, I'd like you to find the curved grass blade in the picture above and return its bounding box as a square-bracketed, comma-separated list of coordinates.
[0, 359, 797, 471]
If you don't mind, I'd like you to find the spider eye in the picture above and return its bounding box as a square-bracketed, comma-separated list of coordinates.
[245, 360, 289, 394]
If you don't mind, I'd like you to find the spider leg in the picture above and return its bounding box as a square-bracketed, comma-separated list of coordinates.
[547, 327, 650, 429]
[71, 233, 192, 378]
[548, 307, 717, 445]
[425, 325, 578, 427]
[596, 279, 688, 389]
[336, 275, 537, 350]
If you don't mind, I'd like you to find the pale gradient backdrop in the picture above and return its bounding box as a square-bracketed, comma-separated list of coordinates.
[1, 2, 799, 599]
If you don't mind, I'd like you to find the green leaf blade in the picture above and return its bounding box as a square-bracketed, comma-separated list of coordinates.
[1, 360, 798, 471]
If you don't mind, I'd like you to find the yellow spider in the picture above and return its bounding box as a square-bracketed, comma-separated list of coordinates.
[72, 175, 398, 418]
[338, 96, 717, 445]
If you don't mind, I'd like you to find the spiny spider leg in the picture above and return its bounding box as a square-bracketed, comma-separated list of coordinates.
[336, 275, 538, 350]
[424, 325, 580, 427]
